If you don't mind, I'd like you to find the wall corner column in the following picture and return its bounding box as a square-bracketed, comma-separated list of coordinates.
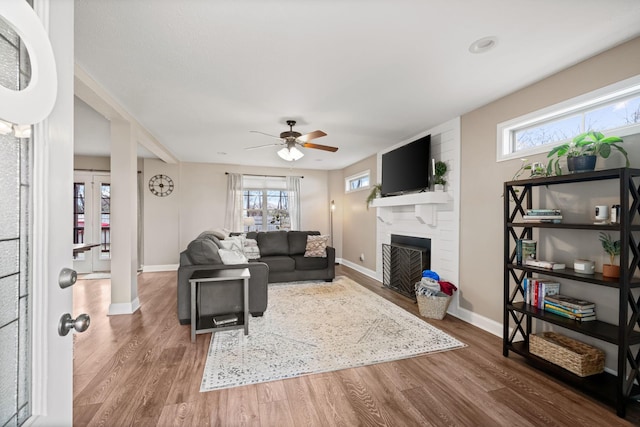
[109, 119, 140, 315]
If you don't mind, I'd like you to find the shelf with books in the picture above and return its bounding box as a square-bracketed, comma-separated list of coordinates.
[504, 167, 640, 418]
[509, 263, 640, 288]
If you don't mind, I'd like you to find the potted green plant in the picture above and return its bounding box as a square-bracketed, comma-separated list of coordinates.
[599, 232, 621, 278]
[366, 183, 382, 210]
[546, 131, 628, 175]
[434, 160, 447, 191]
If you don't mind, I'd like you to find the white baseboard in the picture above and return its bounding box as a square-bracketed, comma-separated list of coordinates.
[108, 297, 141, 316]
[338, 258, 377, 281]
[142, 264, 179, 272]
[446, 299, 503, 338]
[337, 259, 502, 337]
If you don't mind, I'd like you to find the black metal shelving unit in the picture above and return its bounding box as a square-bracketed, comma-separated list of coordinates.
[503, 168, 640, 418]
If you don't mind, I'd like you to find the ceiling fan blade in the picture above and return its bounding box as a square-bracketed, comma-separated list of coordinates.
[249, 130, 282, 140]
[301, 142, 338, 152]
[297, 130, 327, 143]
[245, 142, 282, 150]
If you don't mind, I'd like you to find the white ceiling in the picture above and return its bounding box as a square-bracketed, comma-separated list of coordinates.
[74, 0, 640, 170]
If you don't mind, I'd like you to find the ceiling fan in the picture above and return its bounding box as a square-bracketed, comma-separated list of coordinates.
[248, 120, 338, 161]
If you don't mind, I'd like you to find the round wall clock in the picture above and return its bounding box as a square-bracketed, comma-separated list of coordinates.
[148, 174, 174, 197]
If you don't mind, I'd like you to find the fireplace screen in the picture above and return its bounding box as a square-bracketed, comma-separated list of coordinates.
[382, 243, 430, 300]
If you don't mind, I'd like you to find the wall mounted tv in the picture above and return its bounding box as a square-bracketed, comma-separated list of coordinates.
[381, 134, 430, 197]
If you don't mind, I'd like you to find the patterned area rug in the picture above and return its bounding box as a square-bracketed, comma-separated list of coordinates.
[200, 276, 465, 392]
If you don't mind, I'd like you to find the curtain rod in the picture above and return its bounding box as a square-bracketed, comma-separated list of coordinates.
[226, 172, 304, 179]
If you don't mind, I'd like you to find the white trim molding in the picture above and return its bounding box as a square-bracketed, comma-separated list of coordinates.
[108, 298, 141, 316]
[142, 264, 179, 272]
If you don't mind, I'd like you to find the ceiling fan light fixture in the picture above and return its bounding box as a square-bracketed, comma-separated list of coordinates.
[277, 146, 304, 161]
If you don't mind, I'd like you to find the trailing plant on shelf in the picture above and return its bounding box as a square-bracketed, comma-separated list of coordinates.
[434, 161, 447, 187]
[546, 131, 628, 175]
[511, 159, 550, 181]
[366, 183, 382, 210]
[599, 232, 621, 278]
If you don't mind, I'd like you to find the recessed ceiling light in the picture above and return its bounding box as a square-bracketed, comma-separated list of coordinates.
[469, 36, 498, 54]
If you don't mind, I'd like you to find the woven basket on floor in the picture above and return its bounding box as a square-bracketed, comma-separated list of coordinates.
[529, 332, 605, 377]
[416, 292, 452, 320]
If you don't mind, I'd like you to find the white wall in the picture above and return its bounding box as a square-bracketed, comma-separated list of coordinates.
[460, 37, 640, 370]
[142, 159, 330, 268]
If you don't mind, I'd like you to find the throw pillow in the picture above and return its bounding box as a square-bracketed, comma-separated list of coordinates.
[304, 234, 329, 258]
[243, 238, 261, 260]
[219, 235, 245, 251]
[218, 248, 249, 265]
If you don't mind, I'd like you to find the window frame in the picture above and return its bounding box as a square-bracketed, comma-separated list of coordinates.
[497, 74, 640, 162]
[242, 175, 291, 231]
[345, 170, 371, 193]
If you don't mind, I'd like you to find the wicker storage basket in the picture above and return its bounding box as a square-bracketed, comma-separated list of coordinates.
[529, 332, 605, 377]
[416, 292, 452, 320]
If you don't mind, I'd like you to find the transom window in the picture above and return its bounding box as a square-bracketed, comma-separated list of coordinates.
[345, 170, 370, 193]
[497, 75, 640, 161]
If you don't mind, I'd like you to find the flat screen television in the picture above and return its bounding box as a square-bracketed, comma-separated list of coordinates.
[381, 134, 430, 197]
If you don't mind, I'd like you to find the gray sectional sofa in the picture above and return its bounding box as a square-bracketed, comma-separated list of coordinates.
[177, 230, 335, 325]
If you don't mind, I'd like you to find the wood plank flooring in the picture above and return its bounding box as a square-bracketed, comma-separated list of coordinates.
[73, 266, 640, 426]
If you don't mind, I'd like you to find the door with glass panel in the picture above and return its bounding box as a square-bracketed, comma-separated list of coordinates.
[73, 171, 111, 273]
[1, 1, 74, 425]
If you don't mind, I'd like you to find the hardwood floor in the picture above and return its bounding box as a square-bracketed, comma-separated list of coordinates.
[73, 266, 640, 426]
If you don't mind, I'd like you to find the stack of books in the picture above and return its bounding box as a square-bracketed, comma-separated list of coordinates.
[522, 209, 563, 223]
[524, 278, 560, 309]
[544, 294, 596, 322]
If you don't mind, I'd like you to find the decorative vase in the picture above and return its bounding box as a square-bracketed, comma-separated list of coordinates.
[567, 155, 597, 173]
[434, 184, 444, 192]
[602, 264, 620, 278]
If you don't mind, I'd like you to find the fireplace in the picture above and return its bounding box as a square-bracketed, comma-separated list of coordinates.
[382, 235, 431, 300]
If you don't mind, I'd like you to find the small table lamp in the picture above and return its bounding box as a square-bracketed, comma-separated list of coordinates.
[243, 217, 255, 232]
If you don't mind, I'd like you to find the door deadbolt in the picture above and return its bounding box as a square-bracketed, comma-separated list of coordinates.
[59, 268, 77, 289]
[58, 313, 90, 336]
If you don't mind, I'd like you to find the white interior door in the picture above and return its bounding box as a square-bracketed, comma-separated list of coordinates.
[0, 1, 73, 426]
[73, 171, 111, 273]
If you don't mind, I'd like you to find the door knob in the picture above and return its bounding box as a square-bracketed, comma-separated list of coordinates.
[58, 313, 90, 336]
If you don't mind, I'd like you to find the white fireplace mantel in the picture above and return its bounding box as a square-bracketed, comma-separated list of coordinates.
[370, 192, 451, 226]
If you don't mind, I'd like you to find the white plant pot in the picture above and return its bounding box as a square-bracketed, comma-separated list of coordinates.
[434, 184, 444, 192]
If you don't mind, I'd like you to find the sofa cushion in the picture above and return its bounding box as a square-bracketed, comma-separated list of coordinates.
[304, 234, 329, 258]
[186, 238, 222, 265]
[292, 254, 329, 271]
[259, 255, 295, 272]
[257, 231, 289, 256]
[288, 231, 320, 255]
